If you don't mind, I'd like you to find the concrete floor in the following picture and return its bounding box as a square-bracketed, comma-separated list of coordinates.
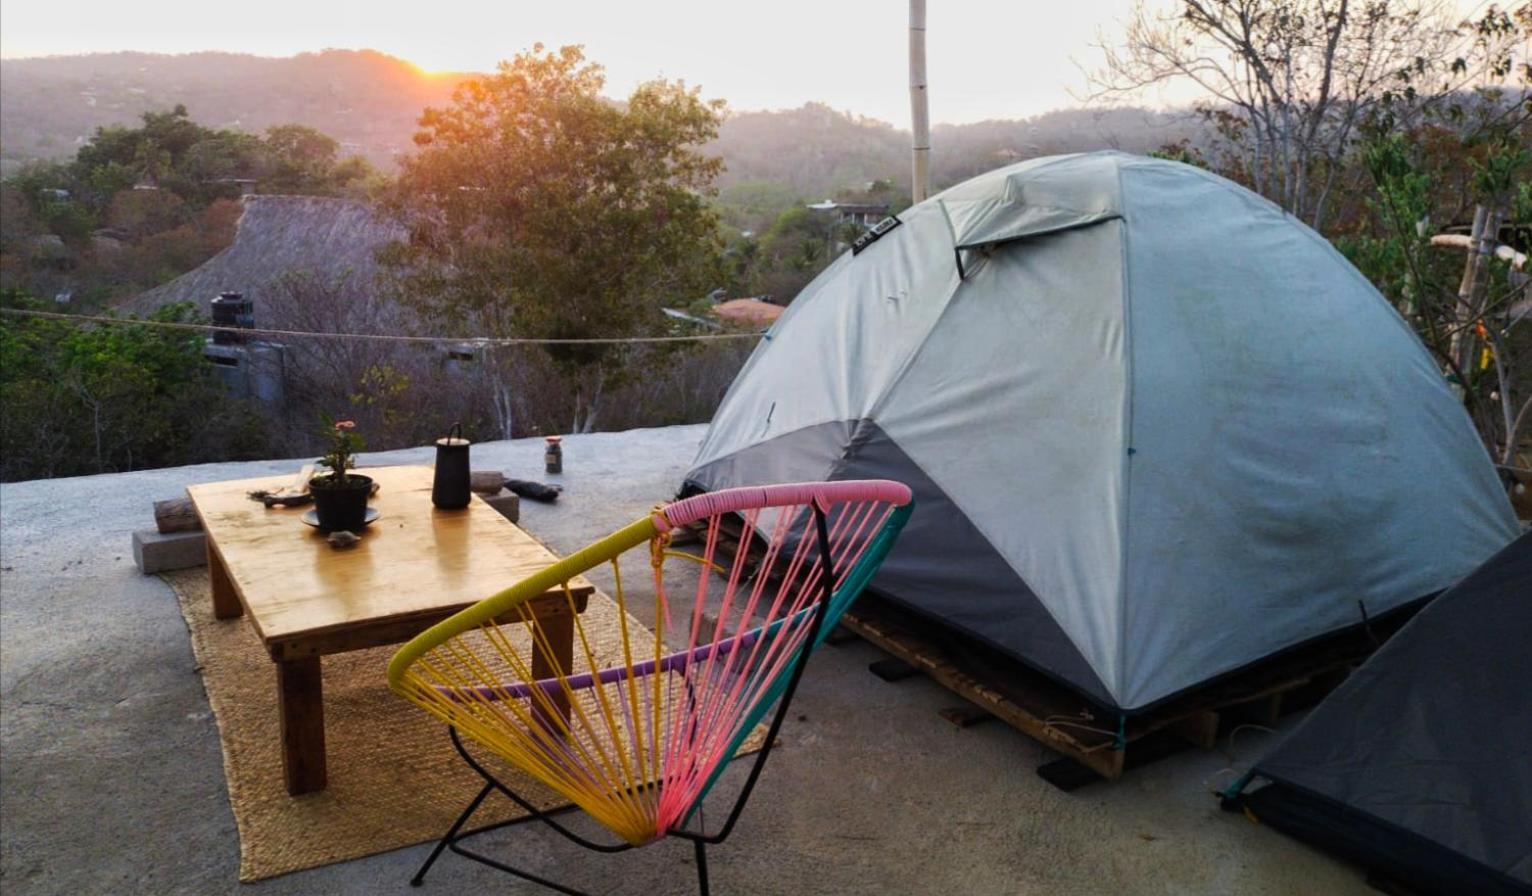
[0, 425, 1369, 895]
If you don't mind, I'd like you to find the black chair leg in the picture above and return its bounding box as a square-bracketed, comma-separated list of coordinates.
[412, 781, 494, 886]
[694, 840, 710, 896]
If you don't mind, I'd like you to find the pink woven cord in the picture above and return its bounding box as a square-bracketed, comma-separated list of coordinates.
[662, 504, 834, 825]
[658, 507, 811, 831]
[648, 481, 911, 835]
[658, 480, 912, 530]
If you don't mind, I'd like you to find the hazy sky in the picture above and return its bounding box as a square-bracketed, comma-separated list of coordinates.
[0, 0, 1161, 125]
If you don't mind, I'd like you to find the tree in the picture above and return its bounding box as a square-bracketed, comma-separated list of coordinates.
[1342, 127, 1531, 466]
[262, 124, 359, 194]
[383, 44, 725, 432]
[1096, 0, 1532, 470]
[756, 205, 837, 298]
[3, 106, 379, 306]
[1093, 1, 1527, 231]
[105, 188, 190, 239]
[0, 294, 269, 480]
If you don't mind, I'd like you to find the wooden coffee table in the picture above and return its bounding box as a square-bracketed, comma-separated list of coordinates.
[186, 465, 593, 795]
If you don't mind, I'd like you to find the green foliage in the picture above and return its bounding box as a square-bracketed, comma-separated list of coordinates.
[763, 207, 830, 270]
[1337, 119, 1532, 462]
[314, 417, 364, 480]
[1, 105, 380, 306]
[262, 124, 372, 194]
[0, 293, 270, 480]
[385, 44, 726, 430]
[715, 181, 801, 234]
[1149, 139, 1211, 170]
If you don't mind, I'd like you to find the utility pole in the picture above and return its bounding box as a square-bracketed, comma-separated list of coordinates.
[909, 0, 931, 203]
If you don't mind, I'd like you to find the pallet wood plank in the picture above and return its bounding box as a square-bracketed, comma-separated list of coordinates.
[840, 608, 1125, 780]
[839, 594, 1411, 784]
[708, 507, 1401, 783]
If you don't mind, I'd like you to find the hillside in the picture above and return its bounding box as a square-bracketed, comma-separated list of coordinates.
[711, 103, 1201, 197]
[2, 50, 1200, 194]
[0, 50, 466, 173]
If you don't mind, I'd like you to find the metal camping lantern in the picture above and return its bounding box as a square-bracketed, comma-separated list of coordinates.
[432, 423, 472, 509]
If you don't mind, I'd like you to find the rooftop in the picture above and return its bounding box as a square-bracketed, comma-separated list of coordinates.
[0, 425, 1368, 894]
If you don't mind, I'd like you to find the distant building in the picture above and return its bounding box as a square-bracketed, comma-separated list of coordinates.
[206, 177, 259, 197]
[710, 298, 784, 327]
[662, 307, 721, 329]
[124, 195, 403, 317]
[806, 200, 890, 230]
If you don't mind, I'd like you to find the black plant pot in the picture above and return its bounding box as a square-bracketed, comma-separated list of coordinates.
[310, 474, 373, 532]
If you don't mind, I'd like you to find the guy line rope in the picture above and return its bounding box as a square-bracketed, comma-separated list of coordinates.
[0, 307, 768, 347]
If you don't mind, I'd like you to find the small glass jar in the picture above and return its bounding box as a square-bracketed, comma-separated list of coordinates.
[544, 435, 563, 474]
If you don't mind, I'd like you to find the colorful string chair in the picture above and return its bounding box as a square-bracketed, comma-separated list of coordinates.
[387, 480, 913, 895]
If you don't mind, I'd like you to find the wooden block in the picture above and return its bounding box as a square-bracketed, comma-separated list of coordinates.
[132, 529, 207, 574]
[824, 625, 859, 647]
[1168, 709, 1220, 749]
[938, 705, 994, 729]
[153, 498, 203, 534]
[868, 657, 921, 682]
[480, 488, 521, 523]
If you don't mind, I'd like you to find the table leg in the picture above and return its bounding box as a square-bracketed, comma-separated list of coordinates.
[277, 656, 327, 795]
[529, 604, 575, 733]
[208, 542, 243, 620]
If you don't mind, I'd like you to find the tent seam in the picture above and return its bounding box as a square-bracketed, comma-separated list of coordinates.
[861, 208, 968, 423]
[1114, 157, 1134, 710]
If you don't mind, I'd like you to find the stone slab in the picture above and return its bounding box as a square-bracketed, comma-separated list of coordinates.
[481, 488, 521, 524]
[132, 528, 207, 574]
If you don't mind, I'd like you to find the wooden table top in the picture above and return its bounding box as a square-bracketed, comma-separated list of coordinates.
[187, 465, 594, 656]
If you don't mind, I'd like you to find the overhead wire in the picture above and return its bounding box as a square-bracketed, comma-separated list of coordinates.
[0, 306, 769, 346]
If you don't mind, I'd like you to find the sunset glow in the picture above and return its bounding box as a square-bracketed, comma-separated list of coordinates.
[1, 0, 1149, 125]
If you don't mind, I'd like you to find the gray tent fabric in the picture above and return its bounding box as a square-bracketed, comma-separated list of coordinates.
[687, 418, 1113, 703]
[1236, 530, 1532, 894]
[686, 151, 1521, 712]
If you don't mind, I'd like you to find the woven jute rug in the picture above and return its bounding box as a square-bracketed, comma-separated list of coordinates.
[164, 568, 765, 882]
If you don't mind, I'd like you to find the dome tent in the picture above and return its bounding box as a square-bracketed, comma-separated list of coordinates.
[683, 151, 1519, 714]
[1226, 530, 1531, 896]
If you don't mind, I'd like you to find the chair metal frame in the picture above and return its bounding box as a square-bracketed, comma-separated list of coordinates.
[397, 486, 913, 895]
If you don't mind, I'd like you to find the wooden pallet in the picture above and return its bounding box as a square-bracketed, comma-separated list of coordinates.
[676, 510, 1418, 787]
[839, 593, 1418, 787]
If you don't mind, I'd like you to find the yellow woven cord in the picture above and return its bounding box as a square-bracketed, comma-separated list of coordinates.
[387, 515, 665, 843]
[387, 491, 909, 847]
[388, 525, 705, 842]
[398, 570, 663, 842]
[387, 516, 658, 688]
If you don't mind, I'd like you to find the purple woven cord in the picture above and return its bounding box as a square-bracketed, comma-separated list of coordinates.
[435, 626, 766, 704]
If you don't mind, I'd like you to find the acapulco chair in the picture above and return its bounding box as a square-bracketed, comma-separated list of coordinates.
[387, 480, 913, 895]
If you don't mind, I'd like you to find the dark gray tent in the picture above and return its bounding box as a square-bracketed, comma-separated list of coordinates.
[1228, 530, 1532, 895]
[685, 151, 1520, 713]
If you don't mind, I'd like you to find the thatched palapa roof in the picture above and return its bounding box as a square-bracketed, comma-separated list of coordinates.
[123, 195, 404, 317]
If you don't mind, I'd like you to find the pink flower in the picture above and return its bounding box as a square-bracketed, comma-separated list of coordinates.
[335, 420, 357, 431]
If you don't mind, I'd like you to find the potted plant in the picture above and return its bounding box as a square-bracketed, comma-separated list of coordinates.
[310, 418, 372, 532]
